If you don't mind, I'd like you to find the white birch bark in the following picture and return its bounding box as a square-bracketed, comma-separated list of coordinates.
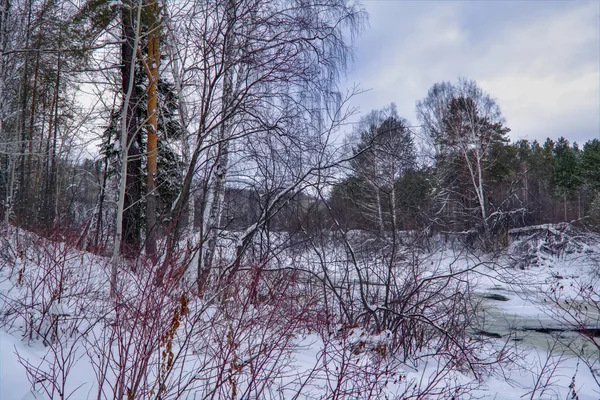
[165, 15, 195, 237]
[201, 0, 235, 277]
[111, 0, 143, 297]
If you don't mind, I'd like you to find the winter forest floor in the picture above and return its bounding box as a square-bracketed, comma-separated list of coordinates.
[1, 223, 600, 399]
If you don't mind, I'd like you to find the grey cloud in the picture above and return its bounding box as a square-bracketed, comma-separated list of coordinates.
[343, 0, 600, 143]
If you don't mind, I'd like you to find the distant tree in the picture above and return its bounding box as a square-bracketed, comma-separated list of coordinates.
[0, 0, 93, 230]
[485, 140, 519, 221]
[512, 140, 533, 213]
[417, 78, 510, 238]
[551, 137, 582, 221]
[328, 176, 370, 230]
[395, 169, 432, 230]
[415, 81, 455, 154]
[580, 139, 600, 191]
[348, 104, 415, 233]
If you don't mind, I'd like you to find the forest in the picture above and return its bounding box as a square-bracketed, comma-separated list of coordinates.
[1, 0, 598, 259]
[1, 0, 599, 399]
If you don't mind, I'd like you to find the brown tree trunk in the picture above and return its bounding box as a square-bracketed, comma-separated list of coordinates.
[144, 0, 160, 263]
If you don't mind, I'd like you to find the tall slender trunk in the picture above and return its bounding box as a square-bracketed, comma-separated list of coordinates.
[23, 51, 40, 206]
[524, 164, 529, 208]
[144, 0, 160, 263]
[17, 0, 31, 212]
[121, 0, 143, 257]
[5, 157, 15, 224]
[383, 188, 398, 329]
[563, 191, 567, 222]
[94, 158, 109, 249]
[33, 93, 47, 200]
[375, 188, 384, 233]
[463, 146, 488, 238]
[0, 0, 6, 140]
[0, 0, 8, 222]
[41, 79, 56, 227]
[390, 185, 398, 232]
[47, 31, 62, 228]
[475, 152, 487, 226]
[111, 0, 143, 298]
[198, 0, 236, 291]
[166, 13, 193, 236]
[155, 18, 194, 284]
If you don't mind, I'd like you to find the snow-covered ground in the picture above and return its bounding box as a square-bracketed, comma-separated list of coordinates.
[1, 224, 599, 399]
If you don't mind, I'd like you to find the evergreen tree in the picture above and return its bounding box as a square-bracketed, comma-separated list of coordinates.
[99, 76, 183, 248]
[551, 137, 581, 221]
[580, 139, 600, 191]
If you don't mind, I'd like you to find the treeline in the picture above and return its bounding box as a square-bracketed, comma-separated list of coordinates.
[329, 80, 600, 237]
[330, 133, 600, 232]
[0, 0, 93, 230]
[198, 98, 600, 238]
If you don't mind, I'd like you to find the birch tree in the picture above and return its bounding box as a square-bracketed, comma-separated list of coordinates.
[441, 80, 509, 236]
[159, 0, 364, 288]
[111, 0, 143, 297]
[417, 78, 509, 236]
[349, 104, 415, 233]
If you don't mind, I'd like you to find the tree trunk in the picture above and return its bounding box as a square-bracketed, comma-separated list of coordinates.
[0, 0, 8, 222]
[5, 157, 15, 224]
[94, 158, 109, 250]
[121, 0, 142, 258]
[144, 0, 160, 263]
[47, 34, 62, 228]
[111, 0, 143, 297]
[198, 0, 236, 291]
[564, 191, 567, 222]
[166, 14, 194, 239]
[0, 0, 5, 143]
[371, 184, 384, 233]
[16, 0, 32, 221]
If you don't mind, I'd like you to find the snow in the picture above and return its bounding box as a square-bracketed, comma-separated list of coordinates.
[1, 224, 600, 398]
[1, 330, 30, 400]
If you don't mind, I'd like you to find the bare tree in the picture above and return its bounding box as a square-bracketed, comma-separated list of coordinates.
[348, 104, 416, 233]
[417, 78, 510, 239]
[159, 0, 365, 288]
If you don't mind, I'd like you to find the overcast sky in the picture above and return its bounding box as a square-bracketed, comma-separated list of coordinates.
[343, 0, 600, 145]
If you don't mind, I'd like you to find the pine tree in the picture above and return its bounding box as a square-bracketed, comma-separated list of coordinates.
[551, 137, 581, 221]
[143, 0, 161, 262]
[580, 139, 600, 191]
